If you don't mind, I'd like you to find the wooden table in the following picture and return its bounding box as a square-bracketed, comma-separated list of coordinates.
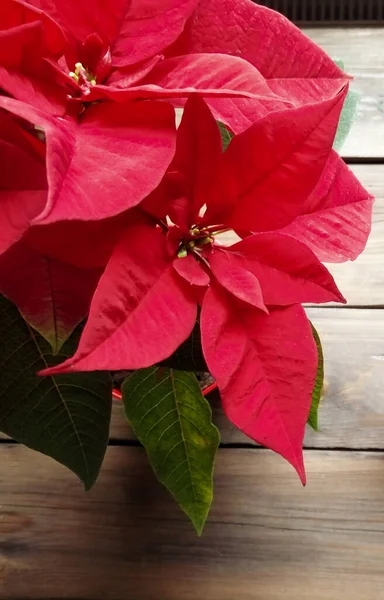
[1, 28, 383, 600]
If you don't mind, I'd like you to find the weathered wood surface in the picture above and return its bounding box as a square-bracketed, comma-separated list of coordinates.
[1, 446, 384, 600]
[306, 28, 384, 159]
[110, 308, 384, 448]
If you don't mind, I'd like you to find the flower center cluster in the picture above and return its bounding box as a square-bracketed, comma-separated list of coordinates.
[69, 62, 97, 92]
[177, 226, 213, 258]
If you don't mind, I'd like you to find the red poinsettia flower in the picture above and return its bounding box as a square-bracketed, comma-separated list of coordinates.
[1, 0, 277, 114]
[41, 94, 372, 480]
[168, 0, 350, 132]
[0, 0, 282, 230]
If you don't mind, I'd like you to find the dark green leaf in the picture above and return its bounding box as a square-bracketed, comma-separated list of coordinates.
[122, 367, 220, 534]
[217, 121, 234, 151]
[308, 323, 324, 431]
[0, 296, 112, 489]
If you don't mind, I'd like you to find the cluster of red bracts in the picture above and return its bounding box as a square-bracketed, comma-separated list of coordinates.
[0, 0, 373, 481]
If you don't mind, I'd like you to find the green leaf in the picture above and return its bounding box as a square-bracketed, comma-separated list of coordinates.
[217, 121, 234, 152]
[307, 323, 324, 432]
[122, 367, 220, 534]
[332, 58, 359, 153]
[333, 89, 360, 152]
[333, 59, 345, 70]
[0, 295, 112, 489]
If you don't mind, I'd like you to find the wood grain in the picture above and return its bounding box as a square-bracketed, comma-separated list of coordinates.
[305, 28, 384, 158]
[305, 28, 384, 73]
[109, 308, 384, 448]
[1, 445, 384, 600]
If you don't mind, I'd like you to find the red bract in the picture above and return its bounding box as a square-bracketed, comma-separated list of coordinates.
[41, 95, 373, 479]
[0, 108, 47, 255]
[1, 0, 277, 114]
[201, 288, 317, 482]
[169, 0, 349, 131]
[280, 151, 374, 262]
[0, 95, 176, 225]
[0, 238, 101, 353]
[0, 208, 138, 350]
[0, 0, 283, 229]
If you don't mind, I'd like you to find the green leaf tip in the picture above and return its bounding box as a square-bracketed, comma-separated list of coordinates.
[332, 58, 359, 153]
[217, 121, 234, 152]
[333, 59, 345, 71]
[308, 323, 324, 432]
[333, 89, 360, 153]
[122, 367, 220, 535]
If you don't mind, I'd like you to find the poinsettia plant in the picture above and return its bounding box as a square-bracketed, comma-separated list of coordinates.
[0, 0, 373, 533]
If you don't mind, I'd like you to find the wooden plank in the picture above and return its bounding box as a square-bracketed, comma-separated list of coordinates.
[109, 308, 384, 448]
[305, 28, 384, 73]
[305, 28, 384, 158]
[1, 445, 384, 599]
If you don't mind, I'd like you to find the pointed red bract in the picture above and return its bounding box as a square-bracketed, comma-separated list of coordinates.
[280, 152, 374, 262]
[0, 238, 100, 353]
[206, 89, 348, 231]
[223, 234, 346, 305]
[169, 0, 349, 131]
[173, 254, 210, 287]
[0, 96, 176, 224]
[41, 217, 197, 375]
[0, 110, 47, 256]
[175, 0, 344, 79]
[141, 95, 222, 227]
[0, 19, 67, 114]
[24, 211, 135, 269]
[167, 94, 222, 225]
[86, 54, 279, 104]
[3, 0, 64, 55]
[25, 0, 199, 66]
[201, 284, 318, 482]
[209, 249, 267, 311]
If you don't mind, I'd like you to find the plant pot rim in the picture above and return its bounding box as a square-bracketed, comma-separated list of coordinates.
[112, 379, 217, 401]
